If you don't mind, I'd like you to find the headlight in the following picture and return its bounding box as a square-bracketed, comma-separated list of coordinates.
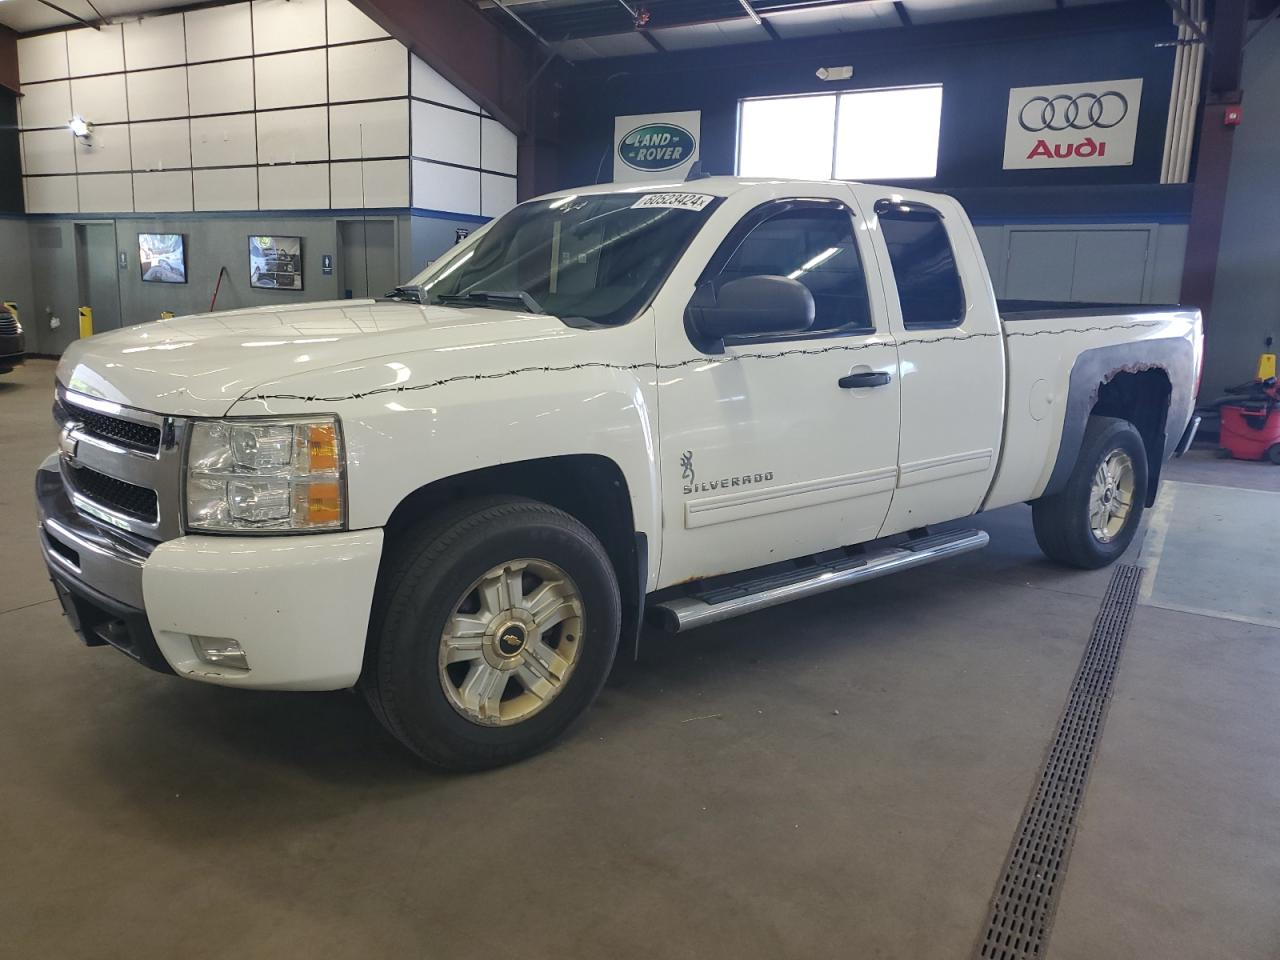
[186, 416, 345, 533]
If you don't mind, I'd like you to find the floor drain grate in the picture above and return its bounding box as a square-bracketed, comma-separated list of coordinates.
[974, 563, 1144, 960]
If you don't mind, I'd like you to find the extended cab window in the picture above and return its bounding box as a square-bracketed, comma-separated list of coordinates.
[876, 201, 965, 329]
[715, 206, 872, 334]
[412, 193, 720, 326]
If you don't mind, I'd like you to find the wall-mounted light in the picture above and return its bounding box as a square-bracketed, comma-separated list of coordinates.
[816, 66, 854, 82]
[68, 114, 93, 144]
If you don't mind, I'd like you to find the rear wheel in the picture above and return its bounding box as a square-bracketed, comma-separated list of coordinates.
[362, 497, 621, 770]
[1268, 443, 1280, 466]
[1032, 416, 1149, 569]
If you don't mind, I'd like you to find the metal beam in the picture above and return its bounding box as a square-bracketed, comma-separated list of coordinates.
[737, 0, 781, 39]
[0, 25, 18, 94]
[893, 1, 912, 27]
[1163, 0, 1208, 45]
[1179, 0, 1249, 322]
[80, 0, 107, 25]
[348, 0, 534, 134]
[347, 0, 559, 201]
[640, 30, 667, 53]
[35, 0, 101, 30]
[613, 0, 667, 50]
[490, 0, 557, 52]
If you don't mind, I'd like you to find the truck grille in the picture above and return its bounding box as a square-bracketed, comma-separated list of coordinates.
[0, 315, 18, 336]
[66, 463, 160, 524]
[57, 385, 186, 541]
[75, 408, 163, 454]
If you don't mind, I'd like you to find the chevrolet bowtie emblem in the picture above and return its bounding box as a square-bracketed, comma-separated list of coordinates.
[59, 425, 80, 460]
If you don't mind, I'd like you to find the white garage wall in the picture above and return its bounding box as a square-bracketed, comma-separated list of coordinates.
[408, 55, 517, 218]
[14, 0, 519, 219]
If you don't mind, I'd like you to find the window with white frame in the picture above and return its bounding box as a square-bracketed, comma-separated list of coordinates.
[737, 85, 943, 181]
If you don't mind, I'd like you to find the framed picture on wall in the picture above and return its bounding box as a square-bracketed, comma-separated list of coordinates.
[138, 233, 187, 284]
[249, 235, 304, 291]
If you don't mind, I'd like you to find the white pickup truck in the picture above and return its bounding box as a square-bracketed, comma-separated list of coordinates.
[38, 177, 1202, 769]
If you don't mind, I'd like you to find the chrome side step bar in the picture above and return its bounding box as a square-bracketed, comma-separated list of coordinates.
[651, 529, 990, 632]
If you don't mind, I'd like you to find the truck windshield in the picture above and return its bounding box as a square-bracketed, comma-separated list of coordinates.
[409, 193, 721, 325]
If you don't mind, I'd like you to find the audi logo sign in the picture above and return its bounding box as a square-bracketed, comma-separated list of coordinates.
[1003, 79, 1143, 170]
[1018, 92, 1129, 132]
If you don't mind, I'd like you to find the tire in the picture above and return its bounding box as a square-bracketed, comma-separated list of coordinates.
[1032, 416, 1149, 570]
[1268, 444, 1280, 466]
[362, 497, 621, 770]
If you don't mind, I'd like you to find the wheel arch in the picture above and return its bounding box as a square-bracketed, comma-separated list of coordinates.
[382, 454, 648, 656]
[1044, 340, 1193, 507]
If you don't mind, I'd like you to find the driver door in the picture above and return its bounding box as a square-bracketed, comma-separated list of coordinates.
[653, 191, 902, 587]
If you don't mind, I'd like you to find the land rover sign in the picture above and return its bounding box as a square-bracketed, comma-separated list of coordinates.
[613, 110, 701, 182]
[618, 124, 695, 172]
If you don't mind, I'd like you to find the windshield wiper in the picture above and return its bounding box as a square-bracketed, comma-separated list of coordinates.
[437, 290, 546, 314]
[384, 284, 424, 303]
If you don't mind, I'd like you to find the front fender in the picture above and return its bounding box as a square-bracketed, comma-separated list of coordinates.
[227, 319, 663, 567]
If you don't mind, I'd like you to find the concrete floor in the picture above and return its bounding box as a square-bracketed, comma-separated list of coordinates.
[2, 358, 1279, 959]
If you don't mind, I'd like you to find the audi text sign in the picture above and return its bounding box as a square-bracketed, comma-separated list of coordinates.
[1002, 79, 1142, 170]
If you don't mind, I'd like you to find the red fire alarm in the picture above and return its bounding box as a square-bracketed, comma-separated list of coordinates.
[1224, 106, 1243, 126]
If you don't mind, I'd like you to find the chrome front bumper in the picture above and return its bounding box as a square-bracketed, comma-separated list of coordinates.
[36, 455, 174, 673]
[38, 451, 385, 690]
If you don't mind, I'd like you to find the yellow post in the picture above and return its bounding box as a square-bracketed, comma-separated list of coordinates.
[159, 311, 175, 320]
[78, 306, 93, 338]
[1258, 352, 1277, 381]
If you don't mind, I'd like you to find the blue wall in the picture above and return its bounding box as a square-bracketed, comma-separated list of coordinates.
[557, 2, 1188, 220]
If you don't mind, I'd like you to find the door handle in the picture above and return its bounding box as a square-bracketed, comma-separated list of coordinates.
[838, 371, 892, 389]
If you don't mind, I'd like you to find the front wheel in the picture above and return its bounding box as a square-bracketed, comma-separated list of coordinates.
[362, 497, 621, 770]
[1032, 416, 1149, 570]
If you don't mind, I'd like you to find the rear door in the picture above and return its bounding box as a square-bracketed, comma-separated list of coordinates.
[653, 186, 901, 587]
[854, 188, 1006, 534]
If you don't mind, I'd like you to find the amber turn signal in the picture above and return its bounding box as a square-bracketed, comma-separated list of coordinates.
[305, 481, 342, 525]
[306, 423, 340, 472]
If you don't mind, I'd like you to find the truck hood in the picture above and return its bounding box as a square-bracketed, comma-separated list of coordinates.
[57, 299, 571, 417]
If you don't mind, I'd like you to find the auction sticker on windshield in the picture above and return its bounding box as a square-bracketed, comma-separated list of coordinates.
[631, 193, 715, 211]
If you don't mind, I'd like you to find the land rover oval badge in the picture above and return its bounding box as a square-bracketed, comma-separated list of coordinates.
[618, 123, 696, 173]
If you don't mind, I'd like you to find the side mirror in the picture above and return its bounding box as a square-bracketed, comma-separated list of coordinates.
[688, 275, 815, 343]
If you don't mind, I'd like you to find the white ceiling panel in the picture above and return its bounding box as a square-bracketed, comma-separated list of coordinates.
[901, 0, 1055, 25]
[1, 0, 74, 33]
[552, 39, 602, 60]
[649, 17, 770, 51]
[95, 0, 208, 17]
[0, 0, 217, 34]
[768, 2, 901, 39]
[553, 32, 655, 60]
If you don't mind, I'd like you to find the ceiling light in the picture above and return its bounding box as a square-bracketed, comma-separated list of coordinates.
[68, 115, 92, 139]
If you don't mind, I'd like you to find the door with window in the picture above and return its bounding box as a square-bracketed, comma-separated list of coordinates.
[653, 191, 902, 587]
[855, 188, 1006, 534]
